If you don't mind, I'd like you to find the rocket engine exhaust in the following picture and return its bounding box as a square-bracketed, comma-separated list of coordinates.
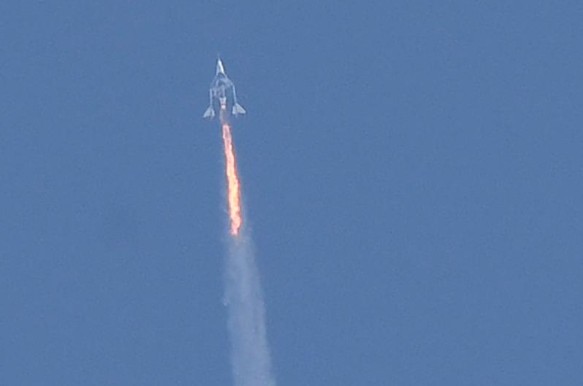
[221, 123, 242, 237]
[220, 122, 276, 386]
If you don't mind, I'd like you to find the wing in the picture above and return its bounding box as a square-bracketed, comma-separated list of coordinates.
[203, 106, 215, 119]
[232, 103, 246, 116]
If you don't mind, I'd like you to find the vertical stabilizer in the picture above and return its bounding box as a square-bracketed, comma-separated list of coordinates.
[217, 59, 225, 75]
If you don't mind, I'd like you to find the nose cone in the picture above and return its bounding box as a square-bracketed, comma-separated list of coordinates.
[216, 59, 225, 75]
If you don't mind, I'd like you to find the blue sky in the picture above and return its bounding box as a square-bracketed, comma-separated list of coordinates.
[1, 1, 582, 385]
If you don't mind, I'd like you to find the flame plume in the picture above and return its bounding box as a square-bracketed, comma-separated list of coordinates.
[222, 123, 243, 236]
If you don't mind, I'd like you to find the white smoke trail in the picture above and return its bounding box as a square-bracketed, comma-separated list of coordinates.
[224, 231, 276, 386]
[219, 121, 275, 385]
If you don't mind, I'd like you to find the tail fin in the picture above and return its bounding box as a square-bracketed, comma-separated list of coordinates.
[232, 103, 246, 116]
[203, 106, 215, 119]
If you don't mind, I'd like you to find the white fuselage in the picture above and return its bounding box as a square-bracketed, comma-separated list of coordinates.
[203, 59, 246, 121]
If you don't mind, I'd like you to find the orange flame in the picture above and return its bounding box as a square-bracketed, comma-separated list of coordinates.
[222, 123, 243, 236]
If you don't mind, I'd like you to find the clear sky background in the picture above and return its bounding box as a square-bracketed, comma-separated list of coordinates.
[1, 1, 582, 385]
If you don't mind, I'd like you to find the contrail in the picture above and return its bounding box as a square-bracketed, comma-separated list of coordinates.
[221, 122, 276, 386]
